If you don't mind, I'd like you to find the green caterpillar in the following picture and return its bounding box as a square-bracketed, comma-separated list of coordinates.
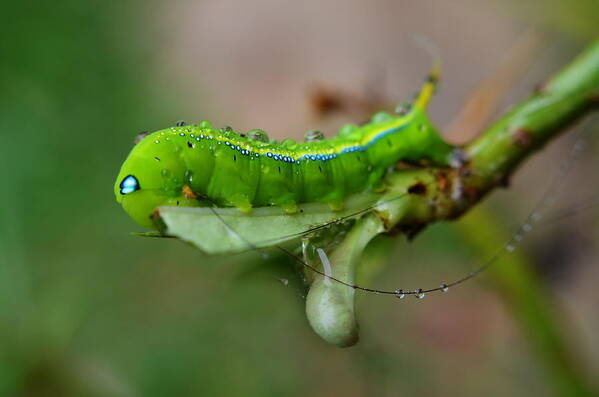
[115, 68, 454, 229]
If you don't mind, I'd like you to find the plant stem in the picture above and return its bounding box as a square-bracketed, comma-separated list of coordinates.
[465, 39, 599, 193]
[307, 39, 599, 383]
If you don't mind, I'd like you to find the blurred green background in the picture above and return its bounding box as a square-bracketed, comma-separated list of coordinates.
[1, 1, 598, 396]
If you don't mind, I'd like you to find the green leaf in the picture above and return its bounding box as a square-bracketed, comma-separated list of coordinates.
[153, 192, 381, 255]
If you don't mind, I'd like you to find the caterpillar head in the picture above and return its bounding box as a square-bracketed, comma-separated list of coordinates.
[114, 131, 199, 229]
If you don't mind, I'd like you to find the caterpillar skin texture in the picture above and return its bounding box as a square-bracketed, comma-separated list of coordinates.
[115, 73, 454, 229]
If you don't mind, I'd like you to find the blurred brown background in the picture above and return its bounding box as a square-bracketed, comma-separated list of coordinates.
[1, 0, 598, 396]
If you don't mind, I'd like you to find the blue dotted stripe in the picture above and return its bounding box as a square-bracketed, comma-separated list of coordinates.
[296, 124, 407, 162]
[170, 123, 408, 163]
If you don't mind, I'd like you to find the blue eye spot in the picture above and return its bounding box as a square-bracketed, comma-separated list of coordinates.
[119, 175, 140, 195]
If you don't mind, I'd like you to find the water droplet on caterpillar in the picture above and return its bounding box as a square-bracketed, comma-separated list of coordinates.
[248, 129, 269, 142]
[199, 120, 212, 129]
[281, 138, 296, 147]
[371, 112, 393, 123]
[395, 102, 412, 115]
[304, 130, 324, 142]
[339, 124, 358, 137]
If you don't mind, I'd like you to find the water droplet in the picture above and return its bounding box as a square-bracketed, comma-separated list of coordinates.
[522, 223, 533, 233]
[304, 130, 324, 142]
[441, 284, 449, 292]
[395, 102, 412, 115]
[506, 243, 515, 252]
[339, 124, 357, 137]
[199, 120, 212, 129]
[415, 288, 426, 299]
[394, 289, 405, 299]
[514, 233, 524, 242]
[371, 111, 392, 123]
[248, 129, 269, 142]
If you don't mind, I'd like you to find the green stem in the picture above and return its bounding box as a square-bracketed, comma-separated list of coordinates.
[465, 40, 599, 191]
[327, 38, 598, 390]
[305, 39, 599, 395]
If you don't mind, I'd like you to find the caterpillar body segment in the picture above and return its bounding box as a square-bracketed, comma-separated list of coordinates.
[115, 74, 453, 229]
